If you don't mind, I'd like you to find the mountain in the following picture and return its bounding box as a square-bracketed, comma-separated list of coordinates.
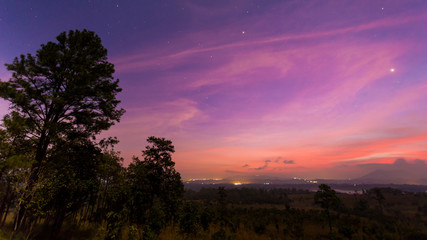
[356, 169, 427, 185]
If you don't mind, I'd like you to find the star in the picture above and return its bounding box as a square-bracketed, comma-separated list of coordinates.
[390, 68, 395, 72]
[242, 30, 246, 35]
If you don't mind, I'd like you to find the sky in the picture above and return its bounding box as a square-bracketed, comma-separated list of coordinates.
[1, 0, 427, 181]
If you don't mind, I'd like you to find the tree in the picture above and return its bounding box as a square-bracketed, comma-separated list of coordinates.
[0, 113, 34, 227]
[0, 29, 124, 232]
[42, 138, 102, 237]
[139, 136, 184, 221]
[371, 188, 385, 213]
[217, 187, 228, 225]
[95, 137, 125, 222]
[179, 201, 201, 236]
[93, 139, 128, 240]
[127, 137, 184, 237]
[314, 184, 341, 235]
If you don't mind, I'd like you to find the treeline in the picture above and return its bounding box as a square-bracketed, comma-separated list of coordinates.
[185, 187, 309, 206]
[0, 134, 183, 240]
[178, 186, 427, 239]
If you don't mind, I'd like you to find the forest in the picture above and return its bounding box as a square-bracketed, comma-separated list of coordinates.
[1, 30, 427, 239]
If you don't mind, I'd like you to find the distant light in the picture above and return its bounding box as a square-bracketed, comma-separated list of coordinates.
[390, 68, 395, 72]
[233, 182, 242, 186]
[241, 31, 246, 35]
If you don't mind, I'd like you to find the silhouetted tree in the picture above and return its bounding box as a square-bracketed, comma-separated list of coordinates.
[353, 198, 370, 215]
[42, 138, 102, 237]
[371, 188, 385, 213]
[95, 137, 125, 222]
[127, 136, 184, 237]
[314, 184, 341, 235]
[217, 187, 228, 226]
[0, 113, 34, 229]
[179, 201, 201, 236]
[0, 29, 124, 234]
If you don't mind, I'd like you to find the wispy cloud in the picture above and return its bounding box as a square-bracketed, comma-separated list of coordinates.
[283, 160, 295, 164]
[253, 160, 272, 170]
[113, 12, 426, 74]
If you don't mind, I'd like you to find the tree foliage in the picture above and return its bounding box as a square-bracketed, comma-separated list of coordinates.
[314, 184, 340, 210]
[0, 29, 124, 171]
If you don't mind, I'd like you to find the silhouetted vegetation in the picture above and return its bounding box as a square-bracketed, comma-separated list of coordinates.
[185, 187, 293, 206]
[1, 30, 427, 239]
[314, 184, 341, 235]
[177, 186, 427, 240]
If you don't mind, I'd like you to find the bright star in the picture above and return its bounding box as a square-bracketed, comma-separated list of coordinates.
[390, 68, 395, 72]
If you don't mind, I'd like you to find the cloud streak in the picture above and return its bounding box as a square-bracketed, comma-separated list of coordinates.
[113, 11, 426, 74]
[253, 160, 272, 171]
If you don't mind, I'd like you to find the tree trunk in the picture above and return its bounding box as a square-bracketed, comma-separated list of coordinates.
[24, 217, 35, 240]
[0, 181, 12, 224]
[14, 130, 50, 232]
[50, 209, 66, 240]
[326, 209, 332, 235]
[1, 202, 11, 227]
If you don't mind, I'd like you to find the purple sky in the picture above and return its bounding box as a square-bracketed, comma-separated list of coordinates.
[1, 1, 427, 181]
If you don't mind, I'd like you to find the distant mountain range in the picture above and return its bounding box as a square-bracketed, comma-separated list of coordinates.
[185, 169, 427, 187]
[186, 159, 427, 187]
[356, 169, 427, 185]
[221, 169, 427, 185]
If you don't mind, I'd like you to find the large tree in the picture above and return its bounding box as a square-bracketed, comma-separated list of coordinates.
[0, 29, 125, 231]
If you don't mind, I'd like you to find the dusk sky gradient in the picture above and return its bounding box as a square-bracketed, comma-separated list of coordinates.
[2, 1, 427, 180]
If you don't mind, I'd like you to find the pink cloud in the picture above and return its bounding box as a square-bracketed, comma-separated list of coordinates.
[100, 98, 206, 159]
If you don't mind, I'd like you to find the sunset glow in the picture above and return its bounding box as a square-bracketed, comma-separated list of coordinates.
[1, 1, 427, 180]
